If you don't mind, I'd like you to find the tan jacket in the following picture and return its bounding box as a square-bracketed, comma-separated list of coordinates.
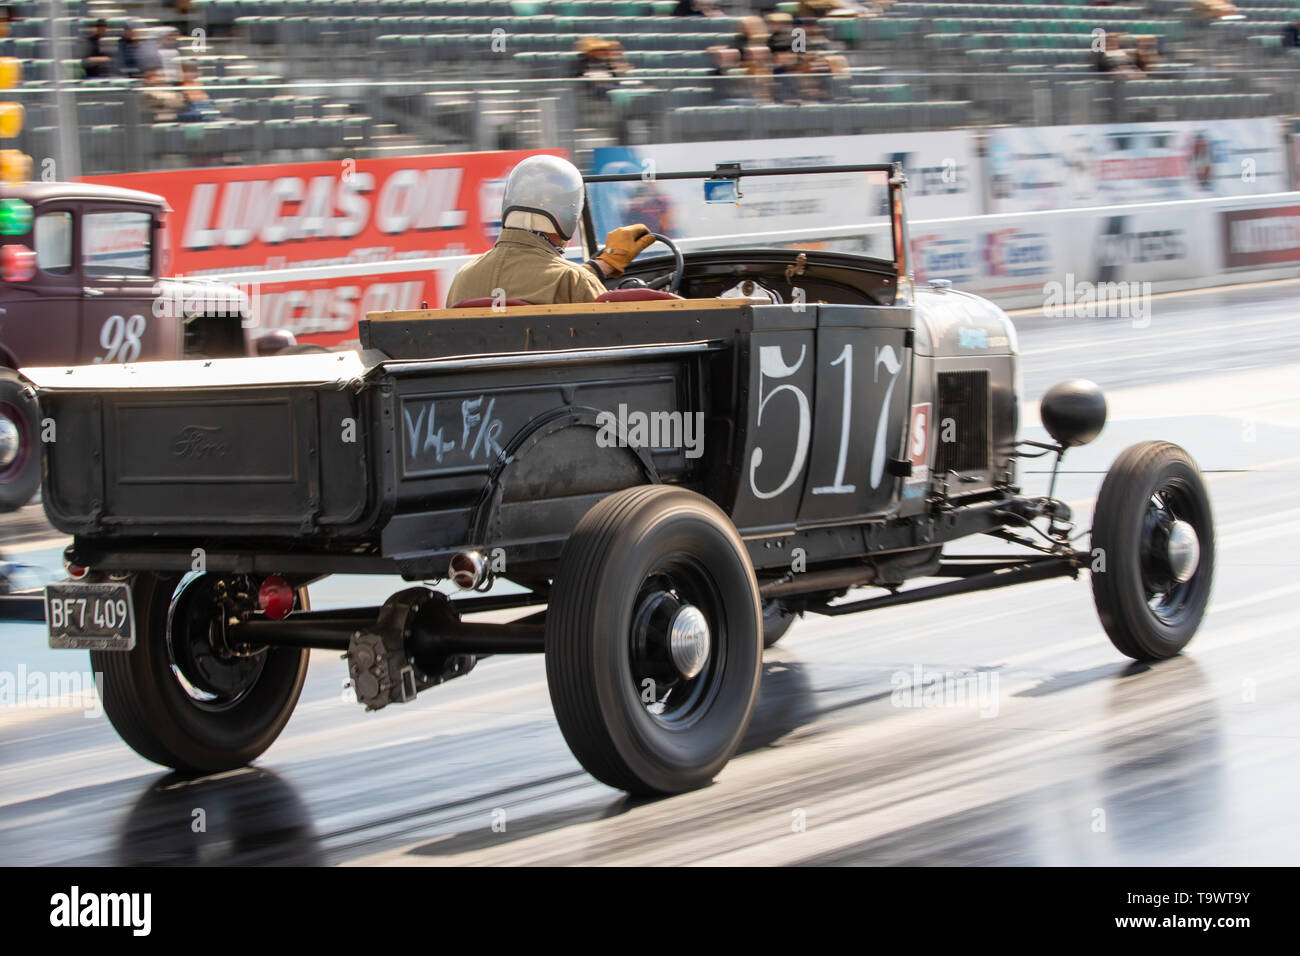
[445, 229, 607, 306]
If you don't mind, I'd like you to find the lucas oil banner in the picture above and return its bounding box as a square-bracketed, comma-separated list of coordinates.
[88, 150, 562, 346]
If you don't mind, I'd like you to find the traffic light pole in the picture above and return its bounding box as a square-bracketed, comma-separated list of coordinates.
[45, 0, 80, 181]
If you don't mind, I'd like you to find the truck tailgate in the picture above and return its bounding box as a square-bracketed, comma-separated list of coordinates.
[24, 353, 381, 537]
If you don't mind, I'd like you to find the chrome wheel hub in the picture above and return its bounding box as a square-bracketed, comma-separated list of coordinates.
[1166, 519, 1200, 584]
[668, 604, 710, 680]
[0, 415, 19, 469]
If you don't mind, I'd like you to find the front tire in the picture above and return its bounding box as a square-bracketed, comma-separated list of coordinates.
[0, 368, 41, 513]
[545, 486, 762, 795]
[1091, 441, 1215, 661]
[91, 572, 309, 773]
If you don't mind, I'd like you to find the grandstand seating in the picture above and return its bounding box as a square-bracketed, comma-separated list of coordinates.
[1, 0, 1296, 172]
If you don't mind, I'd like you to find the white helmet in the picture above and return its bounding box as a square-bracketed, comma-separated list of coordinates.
[501, 155, 585, 240]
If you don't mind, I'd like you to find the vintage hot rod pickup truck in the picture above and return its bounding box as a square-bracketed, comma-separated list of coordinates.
[17, 164, 1214, 794]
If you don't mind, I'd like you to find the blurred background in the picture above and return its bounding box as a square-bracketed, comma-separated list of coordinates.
[0, 0, 1297, 176]
[2, 0, 1300, 868]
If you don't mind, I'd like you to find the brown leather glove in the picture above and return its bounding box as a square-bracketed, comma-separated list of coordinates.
[596, 224, 656, 276]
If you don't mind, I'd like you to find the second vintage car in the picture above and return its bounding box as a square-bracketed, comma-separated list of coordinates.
[0, 180, 305, 511]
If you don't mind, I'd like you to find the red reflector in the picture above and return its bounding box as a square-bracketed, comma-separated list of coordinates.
[258, 575, 294, 620]
[2, 244, 35, 282]
[62, 549, 88, 579]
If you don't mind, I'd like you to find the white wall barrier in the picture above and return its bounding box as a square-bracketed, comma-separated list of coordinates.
[905, 190, 1300, 309]
[212, 191, 1300, 329]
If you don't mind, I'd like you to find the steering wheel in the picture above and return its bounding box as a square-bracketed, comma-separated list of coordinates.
[617, 232, 683, 294]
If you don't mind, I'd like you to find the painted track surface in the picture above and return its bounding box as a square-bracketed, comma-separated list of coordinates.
[1, 279, 1298, 865]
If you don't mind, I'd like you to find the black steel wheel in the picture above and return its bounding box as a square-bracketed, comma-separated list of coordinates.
[545, 485, 762, 795]
[91, 572, 309, 773]
[0, 368, 41, 512]
[1091, 441, 1215, 661]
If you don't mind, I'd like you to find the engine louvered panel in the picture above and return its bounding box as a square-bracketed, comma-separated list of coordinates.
[935, 370, 990, 474]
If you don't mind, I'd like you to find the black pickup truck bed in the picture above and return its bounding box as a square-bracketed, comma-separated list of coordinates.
[32, 297, 920, 583]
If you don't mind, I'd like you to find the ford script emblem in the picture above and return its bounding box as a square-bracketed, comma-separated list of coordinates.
[172, 425, 229, 460]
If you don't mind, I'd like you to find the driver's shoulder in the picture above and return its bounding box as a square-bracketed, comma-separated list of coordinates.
[562, 258, 608, 300]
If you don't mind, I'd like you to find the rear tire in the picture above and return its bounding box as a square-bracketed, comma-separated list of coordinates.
[0, 368, 41, 513]
[1091, 441, 1215, 661]
[545, 486, 762, 795]
[91, 572, 309, 773]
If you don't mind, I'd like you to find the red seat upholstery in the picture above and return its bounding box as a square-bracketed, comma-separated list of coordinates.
[449, 297, 532, 308]
[594, 288, 682, 303]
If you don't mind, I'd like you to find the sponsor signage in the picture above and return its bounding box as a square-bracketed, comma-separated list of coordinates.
[911, 223, 1059, 299]
[589, 132, 982, 247]
[1221, 204, 1300, 268]
[987, 118, 1288, 214]
[87, 150, 562, 345]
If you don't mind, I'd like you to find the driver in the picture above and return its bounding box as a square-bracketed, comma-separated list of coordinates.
[446, 155, 657, 306]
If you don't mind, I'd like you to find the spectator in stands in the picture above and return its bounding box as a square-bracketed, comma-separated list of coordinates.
[157, 28, 182, 84]
[772, 48, 801, 102]
[672, 0, 718, 16]
[838, 0, 885, 14]
[779, 54, 821, 103]
[745, 45, 776, 102]
[767, 12, 796, 55]
[1130, 36, 1159, 74]
[710, 45, 740, 75]
[1283, 18, 1300, 48]
[141, 67, 183, 121]
[1093, 31, 1131, 73]
[743, 18, 778, 101]
[707, 45, 751, 101]
[177, 61, 219, 123]
[797, 0, 868, 19]
[796, 18, 837, 55]
[82, 19, 115, 78]
[704, 17, 775, 102]
[574, 37, 632, 99]
[119, 21, 160, 79]
[1191, 0, 1240, 22]
[743, 19, 773, 66]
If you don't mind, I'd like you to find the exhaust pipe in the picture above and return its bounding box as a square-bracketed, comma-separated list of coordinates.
[449, 551, 491, 591]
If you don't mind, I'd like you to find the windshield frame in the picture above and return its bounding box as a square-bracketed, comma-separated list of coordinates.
[579, 162, 912, 305]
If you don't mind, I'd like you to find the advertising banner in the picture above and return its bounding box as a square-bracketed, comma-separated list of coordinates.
[986, 118, 1289, 214]
[1063, 205, 1217, 285]
[910, 220, 1061, 300]
[589, 131, 981, 247]
[1220, 202, 1300, 269]
[89, 149, 561, 345]
[910, 196, 1238, 309]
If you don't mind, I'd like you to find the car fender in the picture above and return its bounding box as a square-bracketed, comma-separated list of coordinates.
[469, 405, 660, 547]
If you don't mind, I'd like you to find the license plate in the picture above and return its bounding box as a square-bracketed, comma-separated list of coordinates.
[46, 581, 136, 651]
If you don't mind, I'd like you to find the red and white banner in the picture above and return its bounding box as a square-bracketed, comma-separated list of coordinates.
[986, 118, 1289, 214]
[88, 150, 563, 346]
[1220, 204, 1300, 268]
